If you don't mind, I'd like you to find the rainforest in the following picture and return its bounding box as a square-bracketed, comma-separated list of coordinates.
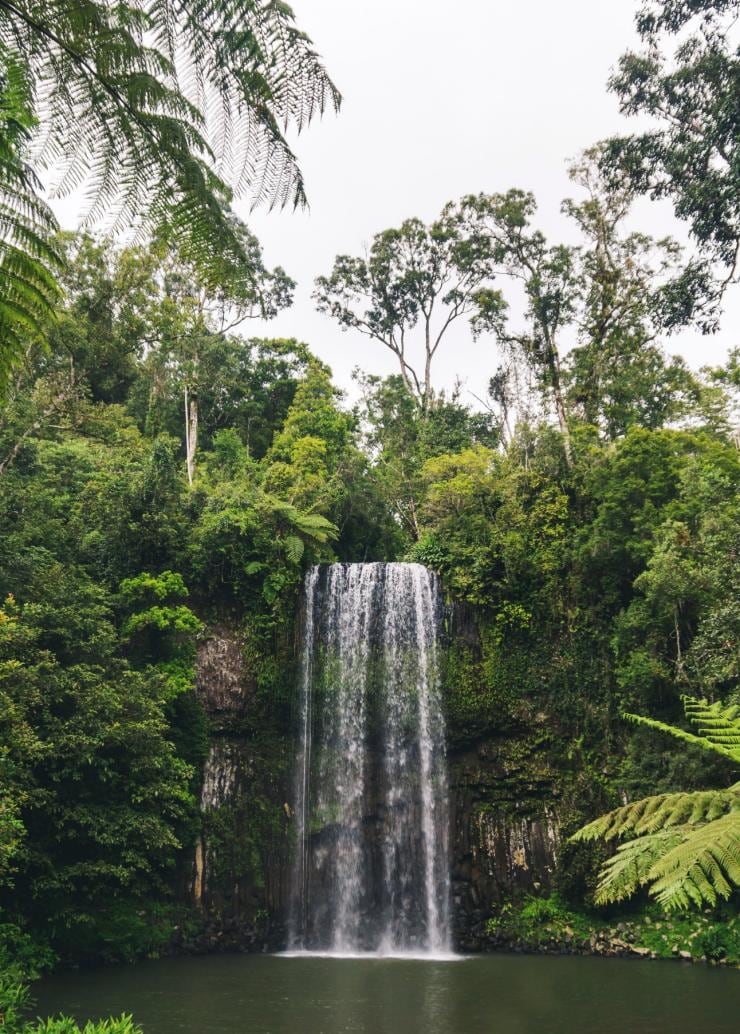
[0, 1, 739, 1032]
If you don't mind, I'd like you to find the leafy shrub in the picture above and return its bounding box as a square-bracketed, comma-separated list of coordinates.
[696, 924, 740, 962]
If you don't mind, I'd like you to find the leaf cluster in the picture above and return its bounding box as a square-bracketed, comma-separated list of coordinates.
[0, 0, 338, 382]
[573, 697, 740, 911]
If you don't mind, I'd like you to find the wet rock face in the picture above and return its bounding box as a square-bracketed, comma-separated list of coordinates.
[195, 626, 256, 720]
[444, 597, 481, 653]
[200, 738, 243, 812]
[192, 735, 292, 938]
[448, 741, 561, 951]
[187, 621, 292, 952]
[468, 807, 559, 899]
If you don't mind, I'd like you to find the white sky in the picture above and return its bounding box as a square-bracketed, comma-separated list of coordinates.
[55, 0, 739, 405]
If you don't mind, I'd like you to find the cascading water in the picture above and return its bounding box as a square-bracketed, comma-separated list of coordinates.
[288, 562, 452, 957]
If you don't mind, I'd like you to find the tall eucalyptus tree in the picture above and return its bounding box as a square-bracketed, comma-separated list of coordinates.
[313, 201, 506, 413]
[602, 0, 740, 330]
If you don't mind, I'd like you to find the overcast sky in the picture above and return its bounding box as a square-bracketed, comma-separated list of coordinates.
[57, 0, 738, 405]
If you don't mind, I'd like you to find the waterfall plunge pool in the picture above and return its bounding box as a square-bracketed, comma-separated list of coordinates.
[34, 953, 739, 1034]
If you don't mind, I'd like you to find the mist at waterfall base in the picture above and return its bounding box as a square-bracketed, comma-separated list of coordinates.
[287, 563, 453, 959]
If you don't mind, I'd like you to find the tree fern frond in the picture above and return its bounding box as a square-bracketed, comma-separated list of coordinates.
[0, 50, 62, 385]
[594, 828, 686, 905]
[573, 694, 740, 912]
[683, 698, 740, 756]
[624, 696, 740, 762]
[647, 812, 740, 911]
[291, 511, 337, 543]
[0, 0, 339, 386]
[572, 785, 740, 843]
[284, 534, 304, 564]
[260, 494, 337, 546]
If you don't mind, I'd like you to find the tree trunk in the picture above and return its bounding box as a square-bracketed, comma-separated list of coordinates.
[424, 314, 433, 408]
[546, 345, 573, 469]
[184, 385, 199, 486]
[553, 387, 573, 468]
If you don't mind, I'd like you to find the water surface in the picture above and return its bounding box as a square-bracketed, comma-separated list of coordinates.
[34, 953, 740, 1034]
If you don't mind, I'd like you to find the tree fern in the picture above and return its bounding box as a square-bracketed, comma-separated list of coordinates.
[291, 511, 337, 543]
[576, 785, 740, 842]
[572, 696, 740, 911]
[0, 52, 61, 385]
[649, 812, 740, 911]
[262, 494, 337, 551]
[593, 828, 686, 905]
[0, 0, 339, 377]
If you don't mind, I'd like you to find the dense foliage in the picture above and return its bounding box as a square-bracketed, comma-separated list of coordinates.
[574, 698, 740, 910]
[0, 234, 380, 969]
[0, 218, 737, 977]
[603, 0, 740, 329]
[0, 0, 739, 1026]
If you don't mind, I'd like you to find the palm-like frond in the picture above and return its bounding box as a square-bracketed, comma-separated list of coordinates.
[262, 493, 337, 546]
[174, 0, 341, 208]
[648, 812, 740, 911]
[0, 51, 61, 385]
[4, 0, 339, 217]
[591, 811, 740, 911]
[284, 534, 304, 564]
[593, 828, 686, 905]
[572, 695, 740, 911]
[623, 697, 740, 763]
[574, 785, 740, 842]
[291, 511, 337, 542]
[0, 0, 339, 379]
[683, 698, 740, 757]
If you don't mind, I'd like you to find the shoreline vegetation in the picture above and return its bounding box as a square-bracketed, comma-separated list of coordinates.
[484, 896, 740, 967]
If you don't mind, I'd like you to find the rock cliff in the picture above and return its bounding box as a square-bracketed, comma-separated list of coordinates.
[188, 606, 564, 953]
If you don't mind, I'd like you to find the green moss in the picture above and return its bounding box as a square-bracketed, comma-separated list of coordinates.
[241, 607, 299, 734]
[440, 641, 496, 744]
[201, 734, 291, 915]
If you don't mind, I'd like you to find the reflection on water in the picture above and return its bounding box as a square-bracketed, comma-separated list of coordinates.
[34, 953, 740, 1034]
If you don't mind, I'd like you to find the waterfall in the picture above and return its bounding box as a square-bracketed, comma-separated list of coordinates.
[289, 562, 452, 957]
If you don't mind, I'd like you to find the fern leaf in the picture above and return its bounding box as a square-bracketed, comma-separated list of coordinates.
[284, 534, 304, 564]
[647, 812, 740, 911]
[622, 711, 738, 761]
[0, 0, 340, 386]
[594, 828, 686, 905]
[292, 512, 337, 543]
[574, 694, 740, 912]
[623, 696, 740, 763]
[683, 698, 740, 759]
[572, 786, 740, 843]
[0, 52, 62, 384]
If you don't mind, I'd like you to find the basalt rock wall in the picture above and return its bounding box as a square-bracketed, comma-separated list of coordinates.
[448, 742, 561, 951]
[186, 622, 294, 952]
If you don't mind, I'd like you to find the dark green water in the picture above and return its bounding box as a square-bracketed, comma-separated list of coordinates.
[34, 953, 740, 1034]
